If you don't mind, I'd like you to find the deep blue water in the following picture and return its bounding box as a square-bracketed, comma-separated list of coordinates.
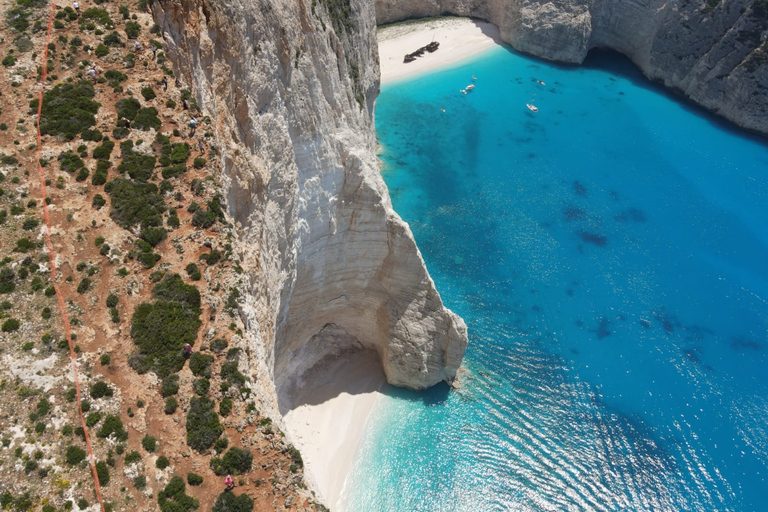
[341, 46, 768, 511]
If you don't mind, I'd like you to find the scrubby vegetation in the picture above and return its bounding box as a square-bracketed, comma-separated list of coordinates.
[31, 81, 101, 140]
[210, 446, 252, 476]
[186, 396, 223, 452]
[212, 491, 253, 512]
[158, 476, 199, 512]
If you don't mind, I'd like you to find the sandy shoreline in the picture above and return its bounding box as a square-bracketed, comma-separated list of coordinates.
[283, 351, 385, 510]
[378, 17, 504, 84]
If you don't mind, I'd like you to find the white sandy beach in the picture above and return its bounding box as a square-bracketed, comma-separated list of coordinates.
[378, 17, 503, 84]
[283, 351, 385, 509]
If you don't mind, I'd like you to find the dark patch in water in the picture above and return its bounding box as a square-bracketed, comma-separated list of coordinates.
[563, 207, 586, 221]
[573, 180, 588, 196]
[570, 348, 579, 355]
[639, 318, 652, 329]
[619, 91, 625, 95]
[614, 207, 647, 223]
[610, 190, 620, 201]
[528, 153, 537, 159]
[575, 319, 584, 327]
[652, 309, 680, 335]
[530, 289, 538, 295]
[731, 336, 761, 351]
[683, 347, 701, 364]
[594, 316, 612, 339]
[579, 231, 608, 246]
[532, 305, 542, 312]
[566, 288, 575, 297]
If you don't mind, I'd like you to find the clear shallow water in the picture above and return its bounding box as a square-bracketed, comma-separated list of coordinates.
[341, 47, 768, 511]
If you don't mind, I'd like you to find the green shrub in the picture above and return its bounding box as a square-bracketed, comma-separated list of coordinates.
[124, 20, 140, 39]
[65, 445, 86, 465]
[106, 294, 118, 308]
[171, 143, 190, 163]
[141, 86, 156, 101]
[106, 178, 165, 229]
[81, 129, 103, 142]
[141, 435, 157, 453]
[85, 412, 102, 427]
[161, 163, 186, 179]
[82, 8, 114, 28]
[0, 268, 16, 294]
[76, 168, 90, 182]
[193, 157, 207, 169]
[130, 302, 200, 376]
[158, 476, 198, 512]
[161, 374, 179, 397]
[133, 475, 147, 490]
[210, 447, 252, 476]
[2, 55, 17, 67]
[58, 150, 85, 172]
[22, 218, 39, 230]
[214, 437, 229, 452]
[189, 352, 213, 377]
[210, 338, 228, 353]
[116, 97, 141, 121]
[102, 31, 123, 47]
[221, 360, 246, 386]
[98, 414, 128, 441]
[117, 146, 156, 181]
[31, 81, 100, 140]
[93, 139, 115, 160]
[164, 396, 178, 414]
[76, 278, 91, 294]
[1, 318, 20, 332]
[90, 381, 113, 398]
[212, 492, 253, 512]
[155, 455, 170, 469]
[95, 460, 110, 485]
[219, 397, 233, 417]
[133, 107, 161, 131]
[140, 226, 166, 247]
[186, 396, 223, 452]
[187, 472, 203, 486]
[124, 450, 141, 464]
[192, 378, 210, 396]
[100, 353, 111, 365]
[94, 44, 109, 57]
[112, 127, 129, 139]
[92, 194, 107, 208]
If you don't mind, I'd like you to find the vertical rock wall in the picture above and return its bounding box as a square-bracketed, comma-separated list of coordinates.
[153, 0, 468, 412]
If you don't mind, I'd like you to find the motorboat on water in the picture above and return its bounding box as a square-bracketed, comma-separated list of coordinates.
[466, 84, 475, 91]
[526, 103, 538, 112]
[537, 80, 546, 85]
[460, 89, 467, 95]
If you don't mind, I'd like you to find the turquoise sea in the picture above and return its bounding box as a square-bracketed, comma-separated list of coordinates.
[341, 46, 768, 511]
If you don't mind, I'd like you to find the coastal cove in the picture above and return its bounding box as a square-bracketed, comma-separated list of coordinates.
[341, 27, 768, 512]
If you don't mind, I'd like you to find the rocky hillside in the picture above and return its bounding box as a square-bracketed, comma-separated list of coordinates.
[0, 0, 326, 510]
[376, 0, 768, 135]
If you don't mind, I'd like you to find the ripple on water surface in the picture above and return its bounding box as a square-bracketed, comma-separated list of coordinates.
[342, 47, 768, 512]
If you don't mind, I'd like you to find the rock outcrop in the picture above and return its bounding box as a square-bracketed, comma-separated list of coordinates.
[376, 0, 768, 135]
[153, 0, 468, 412]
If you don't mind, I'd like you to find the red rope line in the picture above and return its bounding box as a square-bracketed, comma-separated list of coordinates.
[34, 2, 105, 510]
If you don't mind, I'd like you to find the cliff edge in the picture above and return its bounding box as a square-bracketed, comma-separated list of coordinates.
[153, 0, 468, 413]
[376, 0, 768, 135]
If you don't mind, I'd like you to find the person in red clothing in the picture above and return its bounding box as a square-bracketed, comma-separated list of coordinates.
[224, 474, 234, 491]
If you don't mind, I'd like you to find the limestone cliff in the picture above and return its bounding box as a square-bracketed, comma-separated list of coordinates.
[153, 0, 468, 413]
[376, 0, 768, 135]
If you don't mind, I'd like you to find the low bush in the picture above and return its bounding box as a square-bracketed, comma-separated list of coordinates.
[210, 338, 228, 353]
[1, 318, 20, 332]
[158, 476, 198, 512]
[98, 414, 128, 441]
[30, 81, 100, 140]
[193, 378, 210, 396]
[161, 374, 180, 397]
[189, 352, 213, 378]
[106, 178, 165, 230]
[155, 455, 169, 469]
[90, 381, 113, 398]
[65, 445, 86, 465]
[212, 491, 253, 512]
[116, 97, 141, 121]
[141, 435, 157, 453]
[124, 450, 141, 465]
[93, 140, 115, 160]
[81, 129, 103, 142]
[134, 107, 162, 132]
[96, 460, 110, 485]
[141, 86, 156, 101]
[210, 447, 252, 476]
[187, 472, 203, 486]
[219, 397, 233, 417]
[186, 396, 223, 452]
[164, 397, 178, 414]
[58, 150, 85, 173]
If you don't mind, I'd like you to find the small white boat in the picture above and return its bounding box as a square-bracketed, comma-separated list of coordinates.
[472, 75, 477, 81]
[537, 80, 546, 85]
[526, 103, 538, 112]
[460, 89, 467, 95]
[466, 84, 475, 91]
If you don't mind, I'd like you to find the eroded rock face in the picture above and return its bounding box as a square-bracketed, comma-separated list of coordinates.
[153, 0, 468, 410]
[376, 0, 768, 135]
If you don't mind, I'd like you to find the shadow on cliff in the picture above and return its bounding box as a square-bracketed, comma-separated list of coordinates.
[583, 49, 768, 147]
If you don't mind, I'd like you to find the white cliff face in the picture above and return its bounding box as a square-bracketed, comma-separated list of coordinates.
[153, 0, 468, 412]
[376, 0, 768, 135]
